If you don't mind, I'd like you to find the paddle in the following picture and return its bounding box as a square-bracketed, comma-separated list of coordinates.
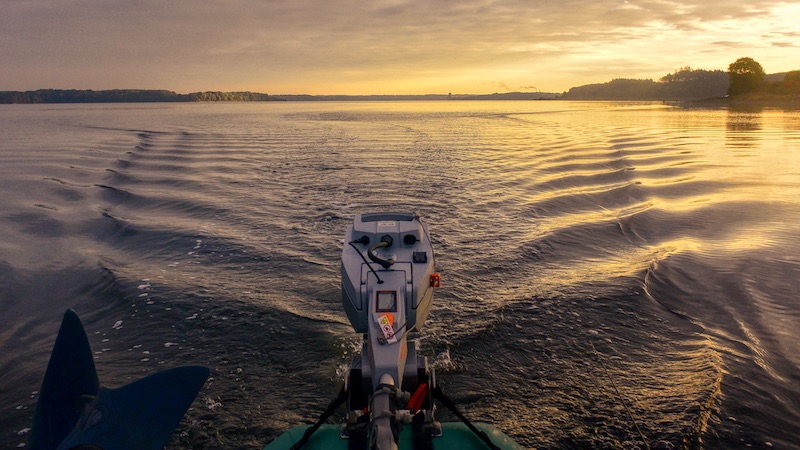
[28, 309, 209, 450]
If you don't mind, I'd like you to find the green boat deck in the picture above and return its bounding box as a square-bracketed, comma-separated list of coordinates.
[263, 422, 524, 450]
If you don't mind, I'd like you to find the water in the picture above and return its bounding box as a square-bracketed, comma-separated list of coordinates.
[1, 101, 798, 449]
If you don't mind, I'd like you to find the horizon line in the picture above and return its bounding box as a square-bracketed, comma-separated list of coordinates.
[1, 88, 561, 96]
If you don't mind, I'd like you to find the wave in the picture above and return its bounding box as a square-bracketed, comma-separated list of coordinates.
[2, 102, 799, 449]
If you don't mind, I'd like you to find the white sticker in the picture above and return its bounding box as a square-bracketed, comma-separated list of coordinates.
[378, 315, 397, 344]
[377, 221, 397, 228]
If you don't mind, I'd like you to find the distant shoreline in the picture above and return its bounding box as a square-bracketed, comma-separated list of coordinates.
[679, 92, 800, 110]
[0, 89, 560, 104]
[2, 88, 797, 107]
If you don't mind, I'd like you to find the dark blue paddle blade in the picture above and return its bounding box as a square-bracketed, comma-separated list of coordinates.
[28, 309, 99, 450]
[57, 365, 210, 450]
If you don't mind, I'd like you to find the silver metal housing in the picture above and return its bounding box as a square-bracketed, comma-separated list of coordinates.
[341, 212, 435, 335]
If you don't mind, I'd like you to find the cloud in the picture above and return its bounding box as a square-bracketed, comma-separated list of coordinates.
[711, 41, 746, 48]
[764, 30, 800, 39]
[1, 0, 797, 93]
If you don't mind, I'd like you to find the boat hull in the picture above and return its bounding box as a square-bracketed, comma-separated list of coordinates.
[263, 422, 524, 450]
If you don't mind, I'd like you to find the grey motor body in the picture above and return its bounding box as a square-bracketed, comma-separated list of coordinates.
[341, 212, 435, 389]
[341, 212, 436, 337]
[341, 212, 440, 450]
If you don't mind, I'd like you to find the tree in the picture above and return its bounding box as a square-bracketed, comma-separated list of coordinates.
[728, 57, 765, 96]
[660, 66, 695, 83]
[779, 70, 800, 95]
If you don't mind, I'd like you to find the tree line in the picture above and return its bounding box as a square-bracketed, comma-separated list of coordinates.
[3, 58, 797, 103]
[0, 89, 281, 104]
[727, 57, 800, 97]
[562, 68, 728, 100]
[562, 57, 799, 100]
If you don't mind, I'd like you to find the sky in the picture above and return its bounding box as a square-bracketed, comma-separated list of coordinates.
[1, 0, 798, 95]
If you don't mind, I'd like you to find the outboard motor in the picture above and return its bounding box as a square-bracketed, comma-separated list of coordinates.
[270, 213, 505, 450]
[341, 212, 441, 450]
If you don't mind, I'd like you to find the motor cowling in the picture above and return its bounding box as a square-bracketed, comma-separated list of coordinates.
[340, 213, 441, 450]
[341, 212, 436, 335]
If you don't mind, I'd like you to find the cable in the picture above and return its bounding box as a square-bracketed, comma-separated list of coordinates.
[290, 384, 348, 450]
[348, 240, 383, 284]
[590, 342, 651, 450]
[431, 385, 501, 450]
[368, 236, 395, 269]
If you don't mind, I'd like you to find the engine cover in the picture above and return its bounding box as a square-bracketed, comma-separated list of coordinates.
[341, 212, 435, 335]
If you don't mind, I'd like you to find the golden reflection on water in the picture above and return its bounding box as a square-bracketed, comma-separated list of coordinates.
[527, 238, 704, 295]
[453, 104, 800, 302]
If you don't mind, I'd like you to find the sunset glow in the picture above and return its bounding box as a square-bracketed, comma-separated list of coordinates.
[1, 0, 798, 94]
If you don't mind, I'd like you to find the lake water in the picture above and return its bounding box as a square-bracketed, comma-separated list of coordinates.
[1, 101, 798, 449]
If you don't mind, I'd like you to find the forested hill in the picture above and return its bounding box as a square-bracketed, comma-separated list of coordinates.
[4, 67, 794, 103]
[0, 89, 281, 104]
[561, 68, 730, 100]
[1, 90, 561, 103]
